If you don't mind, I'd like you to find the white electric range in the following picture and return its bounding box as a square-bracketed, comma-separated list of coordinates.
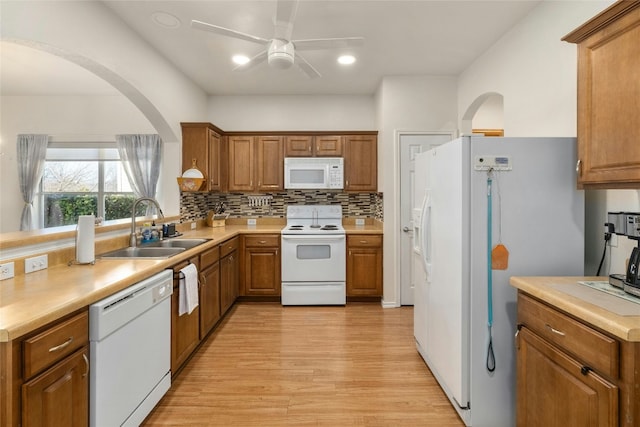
[281, 205, 346, 305]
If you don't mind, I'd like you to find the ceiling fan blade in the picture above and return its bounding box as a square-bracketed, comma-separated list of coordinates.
[233, 50, 268, 71]
[294, 52, 321, 79]
[191, 20, 270, 45]
[274, 0, 298, 40]
[293, 37, 365, 51]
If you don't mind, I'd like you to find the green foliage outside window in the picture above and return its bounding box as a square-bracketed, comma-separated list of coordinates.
[44, 195, 147, 228]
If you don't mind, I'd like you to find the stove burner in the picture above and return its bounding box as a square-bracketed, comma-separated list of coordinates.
[321, 225, 338, 230]
[289, 225, 304, 230]
[310, 224, 322, 228]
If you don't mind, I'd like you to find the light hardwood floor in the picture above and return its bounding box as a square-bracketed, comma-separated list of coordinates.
[143, 303, 464, 426]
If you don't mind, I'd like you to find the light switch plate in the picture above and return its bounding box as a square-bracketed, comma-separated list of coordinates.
[355, 218, 365, 226]
[25, 255, 48, 274]
[0, 262, 15, 280]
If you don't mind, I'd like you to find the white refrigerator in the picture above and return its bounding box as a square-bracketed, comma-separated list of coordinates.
[413, 136, 584, 427]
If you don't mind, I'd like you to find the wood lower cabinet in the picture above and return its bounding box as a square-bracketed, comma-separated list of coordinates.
[181, 122, 226, 191]
[241, 234, 281, 297]
[344, 134, 377, 191]
[199, 246, 221, 339]
[563, 2, 640, 188]
[346, 234, 382, 297]
[516, 292, 640, 426]
[220, 237, 239, 315]
[22, 347, 89, 427]
[171, 256, 200, 375]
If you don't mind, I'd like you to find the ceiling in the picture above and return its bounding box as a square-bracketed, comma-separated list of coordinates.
[1, 0, 541, 97]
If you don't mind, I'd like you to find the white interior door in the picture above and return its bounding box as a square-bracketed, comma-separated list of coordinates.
[399, 132, 453, 305]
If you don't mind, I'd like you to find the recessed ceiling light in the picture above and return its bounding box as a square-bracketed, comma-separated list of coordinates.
[232, 55, 250, 65]
[338, 55, 356, 65]
[151, 11, 181, 29]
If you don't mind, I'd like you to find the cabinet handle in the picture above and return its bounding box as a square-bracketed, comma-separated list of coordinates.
[259, 240, 266, 244]
[360, 240, 368, 244]
[545, 324, 565, 336]
[49, 337, 73, 353]
[515, 324, 522, 350]
[82, 353, 89, 378]
[575, 159, 582, 175]
[580, 366, 592, 376]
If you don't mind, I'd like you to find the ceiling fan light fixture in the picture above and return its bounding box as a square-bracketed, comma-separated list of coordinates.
[338, 55, 356, 65]
[268, 39, 295, 69]
[232, 55, 251, 65]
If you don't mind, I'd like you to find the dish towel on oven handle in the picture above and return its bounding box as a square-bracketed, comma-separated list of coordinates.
[179, 263, 199, 316]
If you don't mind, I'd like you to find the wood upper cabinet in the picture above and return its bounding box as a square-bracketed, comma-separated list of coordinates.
[256, 136, 284, 191]
[241, 234, 281, 297]
[228, 135, 255, 192]
[515, 292, 640, 427]
[344, 134, 377, 191]
[228, 135, 284, 192]
[563, 2, 640, 188]
[346, 234, 382, 297]
[284, 135, 343, 157]
[181, 122, 226, 191]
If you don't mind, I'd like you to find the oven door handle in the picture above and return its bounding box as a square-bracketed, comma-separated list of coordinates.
[282, 235, 346, 243]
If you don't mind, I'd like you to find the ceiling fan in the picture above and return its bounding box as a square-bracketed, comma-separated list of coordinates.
[191, 0, 364, 79]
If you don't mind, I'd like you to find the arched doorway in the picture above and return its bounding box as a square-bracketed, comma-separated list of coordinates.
[461, 92, 504, 137]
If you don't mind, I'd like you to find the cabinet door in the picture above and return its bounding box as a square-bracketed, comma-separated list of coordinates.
[346, 244, 382, 297]
[171, 258, 200, 374]
[228, 136, 255, 191]
[315, 135, 343, 157]
[220, 251, 238, 315]
[284, 135, 313, 157]
[516, 326, 618, 427]
[22, 347, 89, 427]
[570, 5, 640, 187]
[199, 261, 221, 339]
[256, 136, 283, 191]
[207, 128, 225, 191]
[344, 135, 377, 191]
[243, 248, 281, 296]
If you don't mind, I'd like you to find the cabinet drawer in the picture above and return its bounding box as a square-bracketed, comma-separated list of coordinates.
[518, 293, 619, 378]
[23, 311, 89, 379]
[347, 234, 382, 248]
[200, 246, 220, 269]
[220, 237, 239, 257]
[244, 235, 279, 248]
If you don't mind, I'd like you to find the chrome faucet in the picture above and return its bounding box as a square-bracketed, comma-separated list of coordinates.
[130, 197, 164, 247]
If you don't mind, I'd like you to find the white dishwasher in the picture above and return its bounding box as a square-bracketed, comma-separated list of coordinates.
[90, 269, 173, 427]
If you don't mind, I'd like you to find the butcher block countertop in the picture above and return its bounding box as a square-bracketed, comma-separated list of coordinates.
[0, 222, 382, 343]
[510, 276, 640, 342]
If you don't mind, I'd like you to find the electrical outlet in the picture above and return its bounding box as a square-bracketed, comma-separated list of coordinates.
[25, 255, 48, 274]
[0, 262, 15, 280]
[355, 218, 365, 226]
[247, 219, 257, 226]
[190, 222, 197, 230]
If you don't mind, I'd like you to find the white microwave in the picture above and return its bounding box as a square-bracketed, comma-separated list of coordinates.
[284, 157, 344, 190]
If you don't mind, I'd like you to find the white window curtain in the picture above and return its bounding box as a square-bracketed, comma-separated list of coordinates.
[115, 134, 163, 216]
[17, 134, 49, 231]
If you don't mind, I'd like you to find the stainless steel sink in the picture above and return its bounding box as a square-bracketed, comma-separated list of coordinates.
[100, 246, 186, 259]
[142, 238, 210, 250]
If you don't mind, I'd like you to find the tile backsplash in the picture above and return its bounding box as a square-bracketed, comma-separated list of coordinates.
[180, 191, 383, 222]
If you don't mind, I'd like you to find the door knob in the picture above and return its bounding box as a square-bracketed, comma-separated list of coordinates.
[403, 226, 410, 232]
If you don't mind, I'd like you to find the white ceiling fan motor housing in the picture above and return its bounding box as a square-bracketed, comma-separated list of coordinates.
[268, 39, 295, 69]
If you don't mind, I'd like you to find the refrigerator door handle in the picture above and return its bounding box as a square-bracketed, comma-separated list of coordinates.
[420, 191, 432, 281]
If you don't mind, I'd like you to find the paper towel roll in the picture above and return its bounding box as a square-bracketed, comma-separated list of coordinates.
[76, 215, 95, 264]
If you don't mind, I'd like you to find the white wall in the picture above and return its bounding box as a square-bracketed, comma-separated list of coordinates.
[457, 0, 640, 276]
[376, 75, 458, 306]
[208, 95, 375, 131]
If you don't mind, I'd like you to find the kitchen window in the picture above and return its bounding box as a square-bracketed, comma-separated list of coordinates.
[39, 143, 142, 228]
